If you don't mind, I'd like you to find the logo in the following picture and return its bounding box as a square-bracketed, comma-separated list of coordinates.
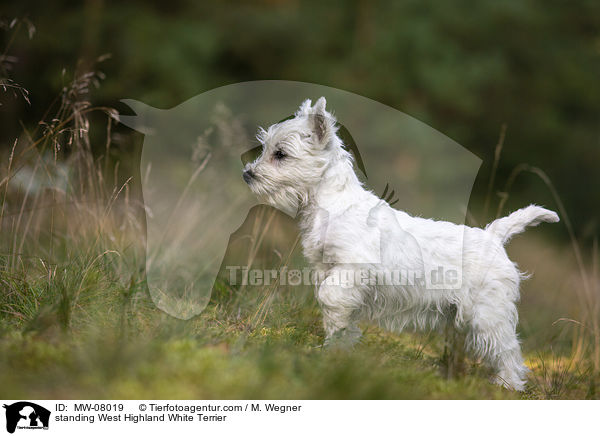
[118, 81, 481, 319]
[3, 402, 50, 434]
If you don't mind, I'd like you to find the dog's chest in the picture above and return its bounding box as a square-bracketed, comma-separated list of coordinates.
[299, 204, 381, 266]
[299, 207, 330, 266]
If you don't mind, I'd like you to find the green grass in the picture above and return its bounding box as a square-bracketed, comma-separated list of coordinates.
[0, 254, 596, 400]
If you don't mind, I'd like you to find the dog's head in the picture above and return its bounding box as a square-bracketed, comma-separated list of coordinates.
[243, 97, 348, 214]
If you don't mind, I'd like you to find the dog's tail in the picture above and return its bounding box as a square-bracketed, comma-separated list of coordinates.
[485, 204, 559, 245]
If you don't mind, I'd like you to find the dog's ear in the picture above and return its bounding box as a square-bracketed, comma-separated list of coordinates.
[296, 99, 312, 117]
[313, 96, 327, 114]
[311, 97, 335, 147]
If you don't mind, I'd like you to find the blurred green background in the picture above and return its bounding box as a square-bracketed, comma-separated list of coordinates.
[1, 0, 599, 235]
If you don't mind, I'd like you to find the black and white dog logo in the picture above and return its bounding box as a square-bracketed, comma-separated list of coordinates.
[3, 402, 50, 434]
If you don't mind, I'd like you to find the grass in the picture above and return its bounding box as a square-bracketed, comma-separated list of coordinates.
[0, 195, 596, 400]
[0, 269, 522, 399]
[1, 20, 599, 400]
[0, 236, 596, 399]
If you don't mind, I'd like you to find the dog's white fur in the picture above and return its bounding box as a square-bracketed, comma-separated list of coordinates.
[243, 97, 559, 390]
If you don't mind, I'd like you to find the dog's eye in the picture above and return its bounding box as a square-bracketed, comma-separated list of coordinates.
[273, 149, 286, 160]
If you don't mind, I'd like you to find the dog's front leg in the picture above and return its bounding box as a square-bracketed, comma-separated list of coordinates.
[317, 278, 363, 347]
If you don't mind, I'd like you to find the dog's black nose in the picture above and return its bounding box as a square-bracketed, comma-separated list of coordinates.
[243, 169, 254, 184]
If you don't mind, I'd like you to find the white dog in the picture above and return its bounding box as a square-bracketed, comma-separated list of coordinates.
[243, 97, 559, 390]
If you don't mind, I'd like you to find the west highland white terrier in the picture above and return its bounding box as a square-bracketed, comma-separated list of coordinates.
[243, 97, 559, 390]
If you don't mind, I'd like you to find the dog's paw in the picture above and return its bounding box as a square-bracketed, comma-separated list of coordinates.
[323, 326, 363, 349]
[490, 373, 527, 391]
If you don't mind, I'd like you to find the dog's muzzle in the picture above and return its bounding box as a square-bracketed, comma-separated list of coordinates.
[243, 169, 254, 184]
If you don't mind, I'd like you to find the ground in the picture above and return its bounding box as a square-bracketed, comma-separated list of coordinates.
[1, 235, 597, 399]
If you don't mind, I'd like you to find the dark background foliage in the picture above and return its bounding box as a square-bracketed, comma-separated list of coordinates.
[2, 0, 599, 237]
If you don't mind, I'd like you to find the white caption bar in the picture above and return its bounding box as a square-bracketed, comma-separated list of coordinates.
[1, 400, 595, 435]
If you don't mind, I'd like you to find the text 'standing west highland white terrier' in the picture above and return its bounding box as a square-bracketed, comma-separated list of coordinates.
[243, 97, 559, 390]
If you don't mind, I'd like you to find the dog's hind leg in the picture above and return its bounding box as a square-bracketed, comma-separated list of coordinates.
[466, 296, 529, 391]
[491, 345, 529, 391]
[317, 280, 364, 347]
